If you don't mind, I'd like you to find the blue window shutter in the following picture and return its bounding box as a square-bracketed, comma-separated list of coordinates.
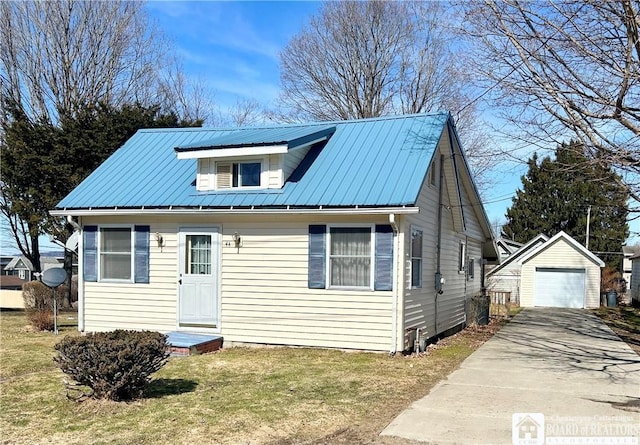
[83, 226, 98, 282]
[134, 226, 150, 284]
[308, 225, 326, 289]
[375, 225, 394, 291]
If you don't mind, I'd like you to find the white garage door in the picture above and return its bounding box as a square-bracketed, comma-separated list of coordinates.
[534, 268, 586, 308]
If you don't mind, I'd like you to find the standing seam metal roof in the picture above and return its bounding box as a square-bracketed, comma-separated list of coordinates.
[56, 113, 451, 210]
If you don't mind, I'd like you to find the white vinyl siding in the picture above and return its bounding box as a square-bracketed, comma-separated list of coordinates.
[80, 214, 393, 351]
[520, 238, 601, 308]
[402, 132, 486, 349]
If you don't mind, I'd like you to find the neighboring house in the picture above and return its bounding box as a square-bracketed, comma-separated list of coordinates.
[621, 245, 638, 291]
[630, 253, 640, 306]
[0, 256, 13, 273]
[0, 275, 26, 290]
[488, 231, 604, 308]
[0, 275, 26, 309]
[52, 112, 498, 353]
[495, 237, 523, 262]
[3, 256, 63, 281]
[486, 234, 548, 305]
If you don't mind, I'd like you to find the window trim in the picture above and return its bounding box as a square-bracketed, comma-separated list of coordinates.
[468, 257, 475, 280]
[98, 224, 135, 283]
[428, 160, 437, 186]
[326, 224, 375, 290]
[410, 225, 423, 289]
[214, 156, 268, 190]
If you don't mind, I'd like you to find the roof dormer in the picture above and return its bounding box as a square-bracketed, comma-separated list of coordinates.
[175, 126, 335, 191]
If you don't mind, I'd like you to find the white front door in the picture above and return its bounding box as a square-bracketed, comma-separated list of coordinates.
[179, 228, 219, 326]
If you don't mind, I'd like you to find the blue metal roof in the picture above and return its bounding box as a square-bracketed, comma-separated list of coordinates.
[175, 125, 336, 151]
[56, 113, 451, 210]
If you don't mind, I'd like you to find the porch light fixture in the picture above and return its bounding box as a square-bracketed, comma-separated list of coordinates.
[232, 232, 241, 249]
[154, 232, 164, 247]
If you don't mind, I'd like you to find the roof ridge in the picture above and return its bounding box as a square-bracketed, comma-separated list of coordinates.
[136, 112, 451, 133]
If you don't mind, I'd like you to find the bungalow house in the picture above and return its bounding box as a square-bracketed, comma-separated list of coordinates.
[3, 255, 64, 281]
[52, 113, 498, 353]
[488, 231, 604, 308]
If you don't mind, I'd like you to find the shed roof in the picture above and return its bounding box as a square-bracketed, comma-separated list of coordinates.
[56, 113, 450, 210]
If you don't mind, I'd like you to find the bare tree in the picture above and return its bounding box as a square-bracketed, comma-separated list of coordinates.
[280, 1, 470, 119]
[223, 98, 267, 127]
[458, 0, 640, 200]
[278, 1, 497, 192]
[0, 0, 210, 275]
[157, 61, 216, 125]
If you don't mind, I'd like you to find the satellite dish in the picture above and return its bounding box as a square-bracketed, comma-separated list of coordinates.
[65, 232, 79, 252]
[41, 267, 67, 288]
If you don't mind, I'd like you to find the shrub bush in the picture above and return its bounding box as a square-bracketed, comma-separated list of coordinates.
[54, 330, 169, 401]
[22, 281, 58, 311]
[22, 281, 60, 331]
[29, 310, 55, 331]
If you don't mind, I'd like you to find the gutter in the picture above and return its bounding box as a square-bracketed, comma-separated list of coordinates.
[51, 206, 420, 217]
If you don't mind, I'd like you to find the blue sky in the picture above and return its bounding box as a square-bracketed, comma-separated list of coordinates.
[2, 1, 634, 254]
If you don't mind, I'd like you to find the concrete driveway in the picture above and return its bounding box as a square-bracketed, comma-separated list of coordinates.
[381, 308, 640, 445]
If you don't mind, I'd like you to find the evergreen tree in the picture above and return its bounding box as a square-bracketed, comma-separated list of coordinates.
[502, 142, 629, 269]
[1, 100, 200, 305]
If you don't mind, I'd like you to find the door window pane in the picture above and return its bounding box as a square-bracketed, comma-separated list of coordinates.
[330, 227, 371, 287]
[186, 235, 211, 275]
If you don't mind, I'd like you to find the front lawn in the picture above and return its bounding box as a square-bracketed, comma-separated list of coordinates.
[592, 305, 640, 355]
[1, 310, 501, 444]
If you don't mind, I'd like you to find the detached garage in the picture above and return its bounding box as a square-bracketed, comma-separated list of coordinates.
[518, 231, 604, 309]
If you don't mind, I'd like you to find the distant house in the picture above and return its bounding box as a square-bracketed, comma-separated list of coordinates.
[3, 256, 63, 281]
[487, 234, 548, 305]
[630, 253, 640, 306]
[495, 237, 523, 262]
[488, 231, 604, 308]
[0, 275, 26, 290]
[52, 112, 498, 352]
[622, 245, 638, 289]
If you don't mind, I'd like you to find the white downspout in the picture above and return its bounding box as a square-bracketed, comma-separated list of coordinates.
[389, 213, 401, 355]
[76, 216, 85, 332]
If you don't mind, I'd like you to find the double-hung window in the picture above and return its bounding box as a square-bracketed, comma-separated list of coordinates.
[308, 225, 394, 291]
[411, 227, 423, 288]
[458, 240, 466, 273]
[329, 227, 372, 288]
[100, 228, 132, 280]
[83, 225, 150, 283]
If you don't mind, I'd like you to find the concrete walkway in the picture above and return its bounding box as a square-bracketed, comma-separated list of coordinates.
[381, 308, 640, 444]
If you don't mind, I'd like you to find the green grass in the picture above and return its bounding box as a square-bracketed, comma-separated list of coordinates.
[1, 310, 500, 444]
[592, 305, 640, 355]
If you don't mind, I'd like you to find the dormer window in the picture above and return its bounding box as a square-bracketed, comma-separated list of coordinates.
[216, 161, 262, 189]
[176, 125, 336, 192]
